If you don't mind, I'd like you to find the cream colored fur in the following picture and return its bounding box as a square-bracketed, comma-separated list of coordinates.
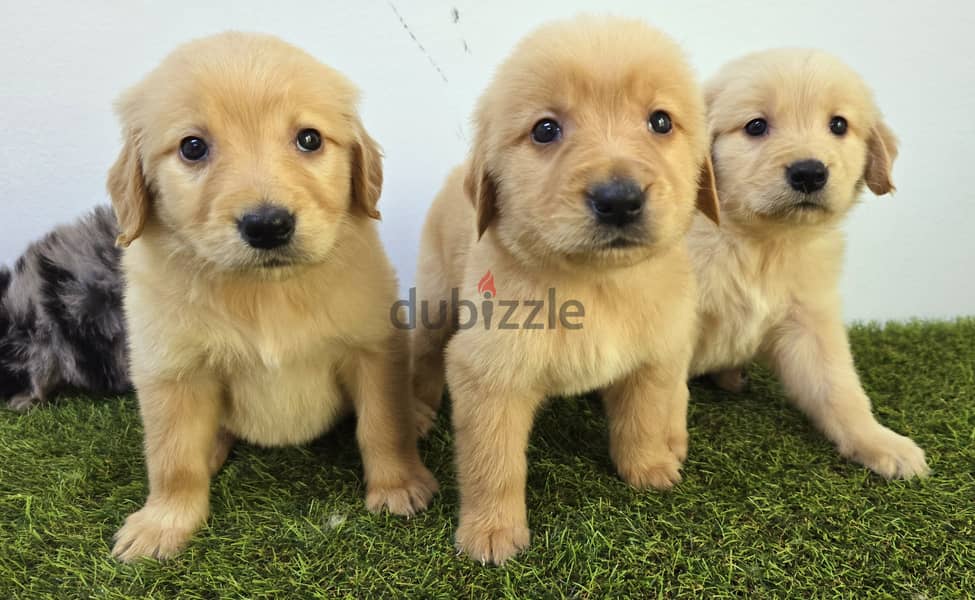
[688, 49, 928, 479]
[107, 32, 436, 563]
[410, 17, 719, 564]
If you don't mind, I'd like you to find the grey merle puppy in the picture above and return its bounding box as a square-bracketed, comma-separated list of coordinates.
[0, 205, 130, 410]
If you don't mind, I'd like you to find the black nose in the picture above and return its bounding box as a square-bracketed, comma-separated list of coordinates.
[786, 160, 829, 193]
[588, 178, 645, 227]
[237, 205, 295, 250]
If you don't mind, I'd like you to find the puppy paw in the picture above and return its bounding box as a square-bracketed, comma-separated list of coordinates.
[112, 504, 203, 563]
[455, 522, 530, 565]
[414, 401, 438, 438]
[711, 368, 749, 394]
[7, 394, 42, 412]
[842, 426, 930, 479]
[616, 452, 683, 490]
[366, 463, 439, 517]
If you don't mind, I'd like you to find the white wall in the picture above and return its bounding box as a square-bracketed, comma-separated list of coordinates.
[1, 0, 973, 321]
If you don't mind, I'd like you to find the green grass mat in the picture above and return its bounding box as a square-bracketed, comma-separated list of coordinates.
[2, 320, 973, 598]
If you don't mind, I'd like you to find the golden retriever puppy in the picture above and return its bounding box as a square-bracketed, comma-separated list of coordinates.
[107, 32, 437, 562]
[688, 49, 929, 478]
[410, 17, 720, 564]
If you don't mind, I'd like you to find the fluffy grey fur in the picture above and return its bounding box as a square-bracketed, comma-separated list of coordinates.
[0, 205, 130, 410]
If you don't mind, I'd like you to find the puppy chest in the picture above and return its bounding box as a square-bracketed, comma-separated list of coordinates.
[692, 284, 781, 374]
[541, 316, 659, 396]
[548, 344, 637, 396]
[223, 350, 348, 447]
[201, 297, 365, 371]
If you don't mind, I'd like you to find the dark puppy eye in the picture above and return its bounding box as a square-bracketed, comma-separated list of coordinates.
[744, 118, 768, 137]
[179, 136, 208, 161]
[531, 118, 562, 144]
[296, 128, 323, 152]
[648, 110, 673, 134]
[829, 116, 848, 136]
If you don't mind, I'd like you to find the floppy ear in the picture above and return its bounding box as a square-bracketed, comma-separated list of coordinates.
[106, 131, 151, 247]
[696, 153, 721, 225]
[864, 119, 898, 195]
[350, 120, 384, 219]
[463, 146, 498, 240]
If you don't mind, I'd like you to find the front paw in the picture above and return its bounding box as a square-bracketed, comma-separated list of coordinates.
[710, 368, 749, 393]
[112, 503, 204, 563]
[366, 462, 439, 516]
[7, 393, 42, 412]
[842, 426, 930, 479]
[455, 520, 530, 565]
[616, 451, 683, 490]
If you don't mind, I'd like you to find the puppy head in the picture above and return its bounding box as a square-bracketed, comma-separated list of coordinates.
[107, 32, 382, 273]
[466, 16, 717, 269]
[706, 49, 897, 229]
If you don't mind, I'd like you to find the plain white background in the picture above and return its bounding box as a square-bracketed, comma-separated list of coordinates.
[1, 1, 972, 320]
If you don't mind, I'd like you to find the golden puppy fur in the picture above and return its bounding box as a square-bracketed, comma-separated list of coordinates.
[411, 17, 719, 564]
[107, 32, 436, 563]
[688, 49, 928, 478]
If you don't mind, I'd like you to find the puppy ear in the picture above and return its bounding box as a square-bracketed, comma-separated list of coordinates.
[463, 148, 498, 240]
[350, 120, 384, 220]
[107, 131, 151, 247]
[865, 119, 898, 196]
[696, 153, 721, 225]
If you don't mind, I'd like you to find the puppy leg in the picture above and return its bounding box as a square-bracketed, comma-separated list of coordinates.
[113, 376, 221, 562]
[410, 267, 453, 437]
[765, 308, 929, 479]
[603, 363, 687, 490]
[667, 373, 691, 465]
[7, 365, 59, 411]
[347, 336, 438, 517]
[208, 428, 235, 476]
[410, 323, 450, 437]
[451, 380, 540, 565]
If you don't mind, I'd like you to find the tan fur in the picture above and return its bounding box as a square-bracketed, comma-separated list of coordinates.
[688, 49, 928, 479]
[107, 32, 436, 563]
[410, 17, 718, 564]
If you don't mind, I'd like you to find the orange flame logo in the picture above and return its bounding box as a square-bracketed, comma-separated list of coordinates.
[477, 270, 496, 298]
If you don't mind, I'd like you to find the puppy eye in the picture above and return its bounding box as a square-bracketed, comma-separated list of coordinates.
[744, 118, 768, 137]
[648, 110, 673, 134]
[296, 128, 323, 152]
[179, 136, 209, 162]
[531, 119, 562, 144]
[829, 116, 848, 136]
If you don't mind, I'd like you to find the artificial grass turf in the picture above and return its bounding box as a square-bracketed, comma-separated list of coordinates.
[0, 320, 973, 598]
